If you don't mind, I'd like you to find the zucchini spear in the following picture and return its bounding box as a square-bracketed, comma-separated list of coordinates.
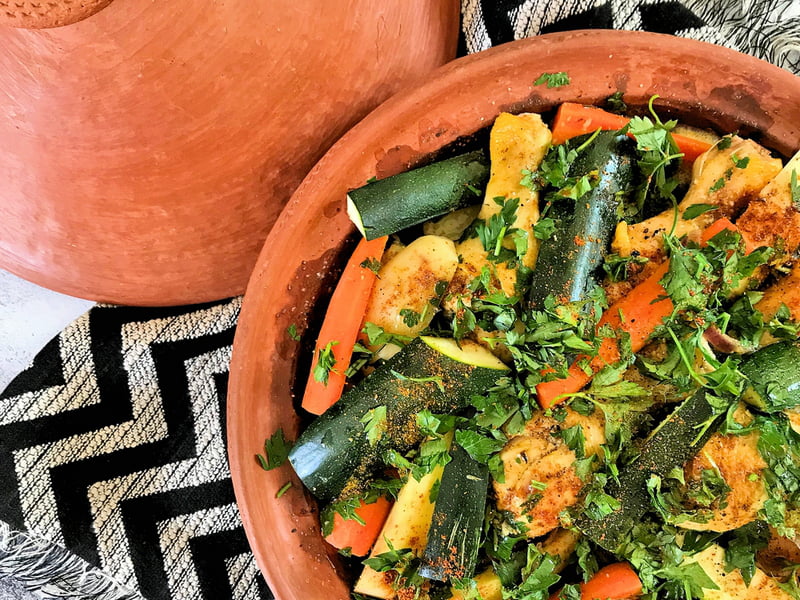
[578, 341, 800, 551]
[288, 337, 508, 502]
[528, 131, 638, 309]
[347, 150, 490, 240]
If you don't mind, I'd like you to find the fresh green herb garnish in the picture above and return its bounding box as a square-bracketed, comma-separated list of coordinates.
[275, 481, 292, 498]
[360, 256, 382, 274]
[286, 323, 300, 341]
[602, 252, 649, 282]
[313, 340, 339, 385]
[731, 153, 750, 169]
[682, 203, 717, 220]
[390, 369, 445, 392]
[605, 91, 627, 114]
[627, 96, 683, 206]
[724, 521, 769, 585]
[534, 71, 571, 88]
[360, 405, 387, 446]
[399, 307, 423, 328]
[533, 217, 556, 240]
[255, 428, 291, 471]
[709, 169, 732, 193]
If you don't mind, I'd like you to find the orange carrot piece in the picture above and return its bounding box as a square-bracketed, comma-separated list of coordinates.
[536, 261, 673, 408]
[580, 563, 643, 600]
[550, 103, 713, 163]
[301, 235, 388, 415]
[536, 218, 748, 409]
[700, 216, 758, 254]
[324, 496, 393, 556]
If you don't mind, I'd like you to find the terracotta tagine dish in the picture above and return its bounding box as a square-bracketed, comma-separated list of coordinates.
[226, 30, 800, 600]
[0, 0, 459, 305]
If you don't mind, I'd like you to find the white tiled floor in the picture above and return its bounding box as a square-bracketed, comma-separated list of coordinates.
[0, 269, 93, 390]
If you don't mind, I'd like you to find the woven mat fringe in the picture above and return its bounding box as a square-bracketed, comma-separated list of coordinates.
[0, 522, 139, 600]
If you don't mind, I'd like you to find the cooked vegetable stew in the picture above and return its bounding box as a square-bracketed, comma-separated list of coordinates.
[277, 99, 800, 600]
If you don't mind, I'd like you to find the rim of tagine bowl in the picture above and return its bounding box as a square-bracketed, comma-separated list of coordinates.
[227, 30, 800, 600]
[0, 0, 459, 306]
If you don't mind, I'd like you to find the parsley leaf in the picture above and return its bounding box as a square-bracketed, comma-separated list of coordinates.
[605, 91, 627, 114]
[725, 521, 769, 585]
[360, 256, 382, 274]
[731, 153, 750, 169]
[286, 323, 300, 341]
[362, 538, 412, 572]
[360, 405, 387, 446]
[533, 217, 556, 241]
[399, 307, 422, 328]
[455, 429, 505, 464]
[313, 340, 338, 385]
[534, 71, 571, 88]
[627, 96, 683, 207]
[255, 428, 291, 471]
[602, 253, 649, 282]
[682, 203, 718, 220]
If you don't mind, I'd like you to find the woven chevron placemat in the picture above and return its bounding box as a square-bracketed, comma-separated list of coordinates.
[1, 2, 798, 599]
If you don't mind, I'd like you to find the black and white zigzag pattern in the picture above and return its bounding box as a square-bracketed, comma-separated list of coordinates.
[0, 298, 270, 600]
[462, 0, 800, 75]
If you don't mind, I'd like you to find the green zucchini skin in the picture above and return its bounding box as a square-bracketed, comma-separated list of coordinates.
[528, 132, 637, 308]
[347, 150, 489, 240]
[578, 341, 800, 551]
[288, 337, 507, 502]
[577, 389, 720, 552]
[419, 445, 489, 581]
[740, 341, 800, 412]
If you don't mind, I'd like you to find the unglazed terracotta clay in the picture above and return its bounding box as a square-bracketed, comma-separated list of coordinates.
[0, 0, 459, 305]
[0, 0, 114, 29]
[227, 30, 800, 600]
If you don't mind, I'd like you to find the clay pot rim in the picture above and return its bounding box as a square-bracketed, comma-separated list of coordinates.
[228, 30, 800, 600]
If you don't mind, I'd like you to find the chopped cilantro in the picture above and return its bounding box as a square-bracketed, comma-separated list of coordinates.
[627, 96, 683, 207]
[724, 521, 769, 585]
[390, 369, 445, 392]
[682, 203, 718, 220]
[709, 169, 732, 193]
[534, 71, 571, 88]
[602, 252, 649, 282]
[361, 322, 412, 348]
[605, 91, 627, 114]
[717, 136, 733, 150]
[275, 481, 292, 498]
[286, 323, 300, 341]
[312, 340, 339, 385]
[533, 217, 556, 241]
[360, 405, 387, 446]
[731, 153, 750, 169]
[360, 256, 382, 274]
[255, 428, 291, 471]
[362, 538, 412, 572]
[399, 307, 422, 328]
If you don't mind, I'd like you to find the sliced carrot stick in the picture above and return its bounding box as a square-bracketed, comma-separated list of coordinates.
[537, 219, 745, 409]
[580, 563, 643, 600]
[699, 216, 737, 246]
[700, 216, 758, 254]
[301, 235, 388, 415]
[551, 103, 713, 163]
[324, 495, 393, 556]
[536, 261, 673, 408]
